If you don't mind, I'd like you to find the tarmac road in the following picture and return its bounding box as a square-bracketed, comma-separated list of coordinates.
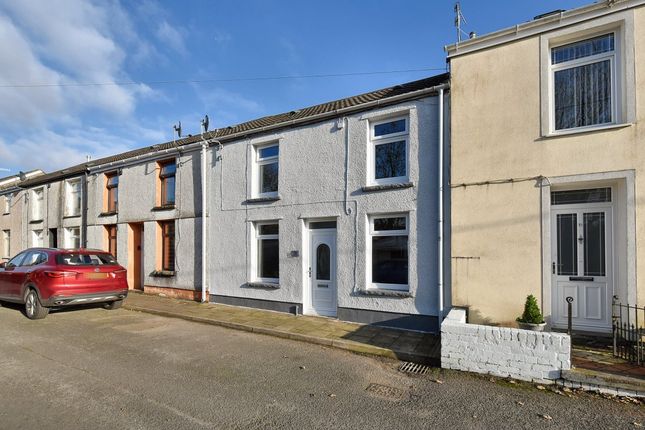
[0, 302, 642, 429]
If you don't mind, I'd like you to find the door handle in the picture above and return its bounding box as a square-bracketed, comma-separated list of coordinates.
[308, 267, 312, 278]
[552, 262, 555, 274]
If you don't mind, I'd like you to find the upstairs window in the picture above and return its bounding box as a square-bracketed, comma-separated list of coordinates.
[551, 33, 616, 131]
[31, 188, 44, 220]
[159, 160, 176, 206]
[254, 222, 279, 282]
[3, 194, 11, 214]
[368, 214, 409, 291]
[369, 117, 409, 185]
[255, 144, 279, 197]
[106, 173, 119, 213]
[66, 179, 81, 216]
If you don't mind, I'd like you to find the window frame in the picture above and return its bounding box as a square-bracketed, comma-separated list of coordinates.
[3, 194, 11, 214]
[549, 31, 619, 133]
[106, 172, 119, 213]
[366, 213, 410, 291]
[158, 160, 176, 206]
[31, 188, 44, 221]
[106, 224, 118, 257]
[368, 116, 410, 186]
[252, 221, 280, 283]
[253, 143, 279, 198]
[160, 221, 175, 272]
[65, 178, 82, 217]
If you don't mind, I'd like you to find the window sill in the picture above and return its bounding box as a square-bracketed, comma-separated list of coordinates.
[244, 195, 281, 204]
[151, 204, 176, 212]
[150, 270, 176, 278]
[539, 123, 633, 140]
[63, 214, 81, 219]
[244, 282, 280, 289]
[361, 182, 414, 193]
[98, 211, 118, 217]
[358, 289, 413, 298]
[29, 219, 43, 224]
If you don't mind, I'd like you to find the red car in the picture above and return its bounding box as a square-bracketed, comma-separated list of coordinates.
[0, 248, 128, 319]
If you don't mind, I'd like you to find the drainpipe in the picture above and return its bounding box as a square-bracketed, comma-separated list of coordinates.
[81, 171, 89, 248]
[438, 88, 445, 318]
[200, 138, 208, 303]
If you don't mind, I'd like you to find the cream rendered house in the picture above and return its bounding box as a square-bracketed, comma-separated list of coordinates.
[446, 0, 645, 333]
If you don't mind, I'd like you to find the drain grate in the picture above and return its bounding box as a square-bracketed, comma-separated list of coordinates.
[398, 361, 431, 375]
[365, 383, 405, 400]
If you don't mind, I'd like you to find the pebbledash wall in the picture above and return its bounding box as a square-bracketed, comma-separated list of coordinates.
[208, 95, 450, 331]
[441, 309, 571, 383]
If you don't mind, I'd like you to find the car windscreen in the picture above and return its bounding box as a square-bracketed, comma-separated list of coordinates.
[56, 253, 119, 266]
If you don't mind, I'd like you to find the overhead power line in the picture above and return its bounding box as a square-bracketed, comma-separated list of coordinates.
[0, 67, 447, 89]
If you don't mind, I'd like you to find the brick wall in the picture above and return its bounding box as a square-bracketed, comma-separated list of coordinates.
[441, 308, 571, 383]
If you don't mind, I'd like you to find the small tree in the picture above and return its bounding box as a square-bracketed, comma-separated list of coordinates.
[516, 294, 544, 324]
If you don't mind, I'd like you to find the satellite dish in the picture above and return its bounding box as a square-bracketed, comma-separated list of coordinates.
[201, 115, 209, 133]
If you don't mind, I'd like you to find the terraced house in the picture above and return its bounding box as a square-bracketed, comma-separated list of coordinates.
[0, 74, 450, 332]
[447, 0, 645, 333]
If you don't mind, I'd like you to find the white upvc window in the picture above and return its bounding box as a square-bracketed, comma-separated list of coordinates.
[2, 230, 9, 258]
[31, 188, 44, 220]
[65, 227, 81, 249]
[253, 221, 279, 283]
[32, 229, 44, 247]
[367, 214, 409, 291]
[368, 116, 409, 185]
[3, 194, 11, 214]
[66, 178, 82, 216]
[550, 32, 618, 132]
[253, 143, 279, 198]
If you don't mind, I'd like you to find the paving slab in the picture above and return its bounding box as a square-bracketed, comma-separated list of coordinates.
[123, 292, 440, 365]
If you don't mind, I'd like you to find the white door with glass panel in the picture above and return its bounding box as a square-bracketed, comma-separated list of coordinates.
[551, 188, 613, 332]
[308, 227, 337, 317]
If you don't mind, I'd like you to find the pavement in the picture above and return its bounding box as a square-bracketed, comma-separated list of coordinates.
[0, 301, 643, 429]
[123, 292, 440, 365]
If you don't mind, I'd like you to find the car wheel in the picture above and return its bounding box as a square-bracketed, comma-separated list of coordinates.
[25, 289, 49, 320]
[103, 300, 123, 310]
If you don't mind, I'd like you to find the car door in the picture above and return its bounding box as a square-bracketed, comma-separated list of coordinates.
[10, 251, 40, 299]
[0, 252, 27, 299]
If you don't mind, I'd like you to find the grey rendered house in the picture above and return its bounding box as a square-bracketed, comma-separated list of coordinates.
[0, 73, 450, 331]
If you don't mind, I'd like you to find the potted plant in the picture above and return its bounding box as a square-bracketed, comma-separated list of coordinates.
[516, 295, 546, 331]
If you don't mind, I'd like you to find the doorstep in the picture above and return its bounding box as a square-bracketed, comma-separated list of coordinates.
[122, 292, 440, 365]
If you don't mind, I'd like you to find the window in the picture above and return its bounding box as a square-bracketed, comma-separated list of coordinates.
[64, 227, 81, 249]
[551, 187, 611, 205]
[65, 179, 82, 216]
[22, 251, 47, 267]
[369, 117, 409, 185]
[254, 222, 279, 282]
[160, 221, 175, 271]
[551, 33, 616, 131]
[106, 173, 119, 212]
[31, 188, 44, 220]
[3, 194, 11, 214]
[159, 160, 176, 206]
[106, 225, 117, 257]
[2, 230, 9, 258]
[57, 252, 118, 266]
[368, 215, 409, 290]
[255, 144, 279, 197]
[32, 230, 44, 247]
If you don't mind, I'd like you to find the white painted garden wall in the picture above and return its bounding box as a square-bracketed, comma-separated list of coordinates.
[441, 308, 571, 383]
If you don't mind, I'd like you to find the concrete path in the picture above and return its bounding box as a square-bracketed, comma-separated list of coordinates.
[123, 292, 440, 365]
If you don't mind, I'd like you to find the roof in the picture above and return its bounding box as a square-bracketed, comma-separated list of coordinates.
[15, 72, 449, 189]
[445, 0, 645, 59]
[0, 169, 44, 192]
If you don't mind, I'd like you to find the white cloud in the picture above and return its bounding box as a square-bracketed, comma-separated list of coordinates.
[156, 20, 186, 54]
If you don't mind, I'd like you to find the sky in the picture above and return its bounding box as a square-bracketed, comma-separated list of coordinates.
[0, 0, 593, 174]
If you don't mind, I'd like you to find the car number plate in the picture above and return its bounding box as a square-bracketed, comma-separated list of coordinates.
[85, 273, 109, 279]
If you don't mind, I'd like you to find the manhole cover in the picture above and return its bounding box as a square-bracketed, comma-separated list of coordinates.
[365, 383, 405, 400]
[398, 361, 431, 375]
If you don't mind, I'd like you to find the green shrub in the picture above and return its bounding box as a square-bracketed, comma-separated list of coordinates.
[516, 294, 545, 324]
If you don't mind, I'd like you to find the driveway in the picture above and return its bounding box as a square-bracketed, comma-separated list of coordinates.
[0, 303, 642, 429]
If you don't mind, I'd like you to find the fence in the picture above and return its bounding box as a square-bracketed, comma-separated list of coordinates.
[612, 297, 644, 365]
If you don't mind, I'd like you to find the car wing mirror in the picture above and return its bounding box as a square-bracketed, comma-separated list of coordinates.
[0, 262, 5, 269]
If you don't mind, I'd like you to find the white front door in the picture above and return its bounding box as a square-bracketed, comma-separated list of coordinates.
[308, 230, 337, 317]
[551, 206, 613, 332]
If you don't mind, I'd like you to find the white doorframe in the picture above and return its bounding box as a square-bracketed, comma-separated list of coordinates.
[541, 170, 635, 330]
[303, 220, 337, 317]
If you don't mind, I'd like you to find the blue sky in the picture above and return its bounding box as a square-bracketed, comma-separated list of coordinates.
[0, 0, 591, 173]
